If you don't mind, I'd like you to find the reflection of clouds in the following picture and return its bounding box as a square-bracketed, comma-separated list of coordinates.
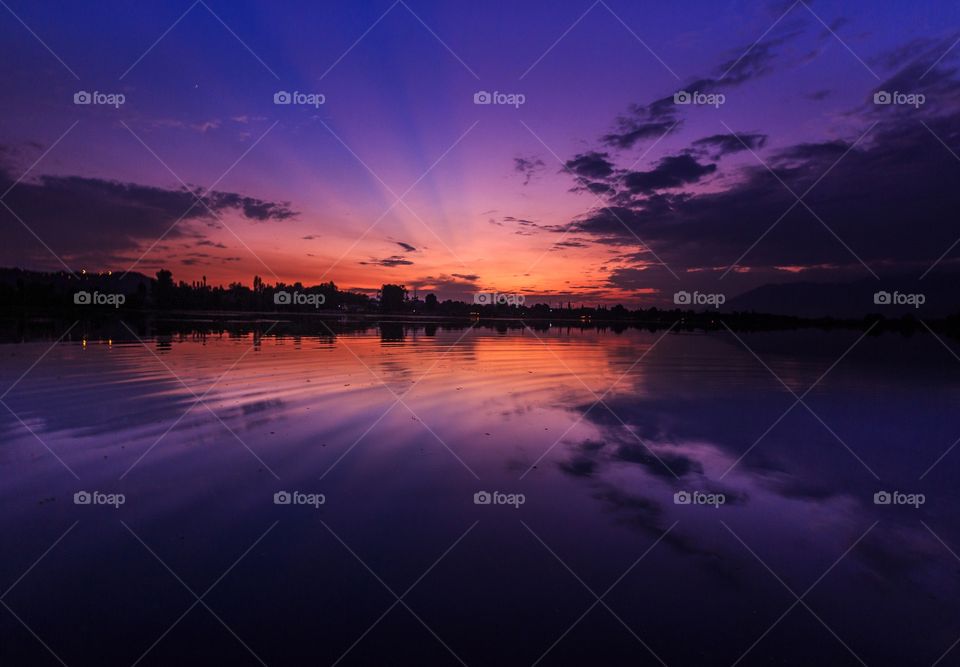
[558, 436, 704, 479]
[546, 330, 960, 600]
[589, 484, 738, 576]
[558, 393, 960, 599]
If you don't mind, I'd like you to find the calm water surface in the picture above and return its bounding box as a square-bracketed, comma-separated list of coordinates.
[1, 324, 959, 666]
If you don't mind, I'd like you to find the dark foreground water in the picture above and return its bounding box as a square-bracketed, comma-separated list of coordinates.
[1, 323, 959, 666]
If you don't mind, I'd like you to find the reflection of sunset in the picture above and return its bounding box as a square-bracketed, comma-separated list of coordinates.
[3, 322, 960, 664]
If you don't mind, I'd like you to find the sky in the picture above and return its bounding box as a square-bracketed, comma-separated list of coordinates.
[1, 0, 960, 305]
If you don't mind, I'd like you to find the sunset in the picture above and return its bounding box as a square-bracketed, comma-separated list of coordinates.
[2, 1, 960, 665]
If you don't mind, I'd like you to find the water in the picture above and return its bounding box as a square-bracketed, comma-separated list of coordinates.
[1, 323, 959, 666]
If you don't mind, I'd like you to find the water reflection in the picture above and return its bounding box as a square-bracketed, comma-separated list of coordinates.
[0, 325, 958, 665]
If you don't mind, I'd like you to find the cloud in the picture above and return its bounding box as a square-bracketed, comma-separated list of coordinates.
[565, 151, 616, 180]
[203, 191, 296, 221]
[514, 155, 545, 185]
[601, 26, 806, 151]
[621, 154, 717, 195]
[499, 216, 561, 236]
[551, 240, 590, 249]
[411, 273, 481, 300]
[691, 133, 768, 158]
[0, 163, 297, 269]
[602, 116, 678, 150]
[871, 33, 960, 73]
[553, 37, 960, 299]
[574, 110, 960, 285]
[359, 255, 414, 267]
[396, 241, 416, 252]
[605, 266, 658, 291]
[715, 34, 789, 85]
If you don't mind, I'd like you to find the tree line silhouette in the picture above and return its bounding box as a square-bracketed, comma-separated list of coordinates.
[1, 267, 957, 336]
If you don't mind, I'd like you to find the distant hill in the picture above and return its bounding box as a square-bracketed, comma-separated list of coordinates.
[726, 273, 960, 318]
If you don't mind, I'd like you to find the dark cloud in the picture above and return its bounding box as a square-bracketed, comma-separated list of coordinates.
[621, 155, 717, 195]
[576, 110, 960, 289]
[559, 43, 960, 297]
[715, 33, 792, 85]
[410, 273, 480, 300]
[396, 241, 416, 252]
[514, 155, 545, 185]
[691, 133, 768, 158]
[0, 164, 297, 269]
[602, 117, 677, 150]
[499, 216, 561, 236]
[606, 266, 658, 291]
[503, 216, 537, 225]
[551, 240, 590, 249]
[203, 190, 296, 221]
[871, 33, 960, 72]
[867, 56, 960, 115]
[359, 255, 414, 267]
[602, 27, 805, 151]
[565, 151, 615, 180]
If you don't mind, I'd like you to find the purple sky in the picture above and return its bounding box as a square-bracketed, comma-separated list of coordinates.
[1, 0, 959, 304]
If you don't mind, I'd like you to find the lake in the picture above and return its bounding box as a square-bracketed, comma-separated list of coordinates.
[1, 321, 958, 666]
